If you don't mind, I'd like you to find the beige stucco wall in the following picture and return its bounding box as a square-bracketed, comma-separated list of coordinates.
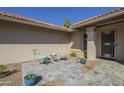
[96, 22, 124, 61]
[69, 30, 85, 58]
[0, 20, 70, 64]
[0, 19, 124, 64]
[70, 31, 84, 50]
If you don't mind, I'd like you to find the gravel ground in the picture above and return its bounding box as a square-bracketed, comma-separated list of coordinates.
[0, 63, 22, 86]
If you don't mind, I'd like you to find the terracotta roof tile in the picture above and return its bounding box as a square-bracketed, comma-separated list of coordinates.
[73, 8, 124, 26]
[0, 11, 72, 32]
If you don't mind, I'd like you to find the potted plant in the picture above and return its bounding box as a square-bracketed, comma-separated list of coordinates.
[80, 58, 86, 64]
[76, 58, 86, 64]
[24, 74, 37, 86]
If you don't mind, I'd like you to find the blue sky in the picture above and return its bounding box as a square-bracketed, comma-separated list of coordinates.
[0, 7, 120, 26]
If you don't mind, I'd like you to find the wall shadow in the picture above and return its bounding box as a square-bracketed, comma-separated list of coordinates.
[0, 20, 70, 44]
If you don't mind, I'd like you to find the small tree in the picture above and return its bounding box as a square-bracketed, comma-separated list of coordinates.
[64, 19, 71, 28]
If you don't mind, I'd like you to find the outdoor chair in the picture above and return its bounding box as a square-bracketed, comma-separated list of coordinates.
[50, 53, 59, 62]
[56, 50, 68, 60]
[32, 49, 48, 64]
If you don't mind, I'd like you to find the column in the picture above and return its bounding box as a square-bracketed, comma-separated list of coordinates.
[86, 26, 96, 61]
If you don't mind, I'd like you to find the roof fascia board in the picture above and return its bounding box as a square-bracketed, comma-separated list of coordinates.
[0, 15, 72, 32]
[96, 18, 124, 27]
[72, 10, 124, 28]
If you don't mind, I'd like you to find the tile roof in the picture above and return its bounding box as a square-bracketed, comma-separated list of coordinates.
[0, 11, 73, 32]
[0, 8, 123, 31]
[73, 8, 124, 28]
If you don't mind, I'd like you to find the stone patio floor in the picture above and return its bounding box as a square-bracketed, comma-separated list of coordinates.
[22, 59, 124, 86]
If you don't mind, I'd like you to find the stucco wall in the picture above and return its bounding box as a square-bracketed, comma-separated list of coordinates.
[70, 31, 84, 50]
[69, 31, 85, 58]
[96, 22, 124, 61]
[0, 20, 70, 64]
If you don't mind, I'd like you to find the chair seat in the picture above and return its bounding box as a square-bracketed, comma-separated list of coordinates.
[34, 55, 48, 60]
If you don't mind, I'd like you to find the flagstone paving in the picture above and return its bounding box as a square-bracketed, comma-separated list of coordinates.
[22, 59, 124, 86]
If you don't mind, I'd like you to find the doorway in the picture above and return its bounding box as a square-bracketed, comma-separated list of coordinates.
[101, 31, 116, 59]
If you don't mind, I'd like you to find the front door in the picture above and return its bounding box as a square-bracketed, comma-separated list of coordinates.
[101, 31, 116, 58]
[83, 34, 87, 58]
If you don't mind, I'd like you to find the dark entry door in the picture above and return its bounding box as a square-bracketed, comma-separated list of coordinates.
[83, 34, 87, 58]
[101, 31, 115, 58]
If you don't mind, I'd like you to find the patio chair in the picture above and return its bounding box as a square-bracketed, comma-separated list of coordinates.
[56, 50, 68, 60]
[50, 53, 59, 62]
[32, 49, 48, 64]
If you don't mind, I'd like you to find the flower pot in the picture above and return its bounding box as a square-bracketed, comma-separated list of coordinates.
[24, 74, 37, 86]
[80, 59, 86, 64]
[76, 58, 86, 64]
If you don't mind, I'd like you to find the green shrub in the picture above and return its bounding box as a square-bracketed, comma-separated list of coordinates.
[0, 65, 7, 74]
[70, 52, 77, 58]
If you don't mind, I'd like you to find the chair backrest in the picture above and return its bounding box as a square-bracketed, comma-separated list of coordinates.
[56, 49, 67, 58]
[32, 49, 40, 56]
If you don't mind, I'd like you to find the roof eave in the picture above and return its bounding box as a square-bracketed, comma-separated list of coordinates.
[72, 10, 124, 29]
[0, 14, 73, 32]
